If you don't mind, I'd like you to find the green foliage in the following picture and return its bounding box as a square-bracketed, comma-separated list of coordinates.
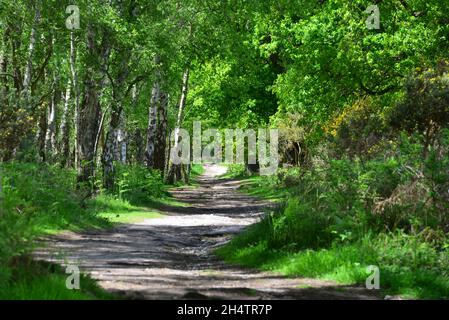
[190, 164, 205, 177]
[0, 258, 117, 300]
[328, 98, 386, 158]
[114, 164, 166, 204]
[217, 232, 449, 299]
[220, 130, 449, 298]
[268, 199, 334, 250]
[275, 166, 302, 188]
[257, 0, 449, 145]
[273, 113, 308, 166]
[0, 163, 99, 287]
[1, 0, 449, 300]
[1, 162, 105, 233]
[294, 139, 445, 242]
[389, 62, 449, 150]
[236, 174, 287, 202]
[0, 162, 170, 290]
[221, 164, 247, 179]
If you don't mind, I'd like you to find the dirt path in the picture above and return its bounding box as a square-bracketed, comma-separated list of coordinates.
[35, 164, 380, 300]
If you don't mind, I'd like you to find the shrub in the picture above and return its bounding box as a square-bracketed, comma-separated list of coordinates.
[388, 61, 449, 156]
[0, 162, 109, 286]
[375, 231, 449, 276]
[275, 167, 302, 187]
[328, 98, 386, 158]
[255, 129, 449, 254]
[268, 199, 335, 250]
[272, 112, 309, 166]
[224, 164, 247, 178]
[114, 164, 166, 204]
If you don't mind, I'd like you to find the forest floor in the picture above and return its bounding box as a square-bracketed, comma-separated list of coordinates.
[34, 164, 380, 300]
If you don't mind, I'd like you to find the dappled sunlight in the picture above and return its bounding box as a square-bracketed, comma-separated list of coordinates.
[35, 165, 379, 300]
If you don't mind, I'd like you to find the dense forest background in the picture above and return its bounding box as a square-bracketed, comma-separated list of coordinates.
[0, 0, 448, 299]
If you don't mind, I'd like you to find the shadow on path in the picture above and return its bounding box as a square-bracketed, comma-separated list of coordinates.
[35, 164, 380, 300]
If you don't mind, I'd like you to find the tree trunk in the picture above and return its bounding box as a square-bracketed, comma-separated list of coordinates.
[133, 129, 144, 165]
[76, 25, 110, 191]
[45, 73, 60, 161]
[59, 80, 72, 167]
[165, 129, 172, 176]
[0, 30, 9, 109]
[103, 105, 121, 191]
[0, 30, 10, 161]
[77, 84, 101, 186]
[129, 85, 145, 165]
[21, 5, 40, 111]
[167, 68, 190, 184]
[102, 55, 129, 191]
[145, 62, 161, 169]
[70, 31, 80, 171]
[37, 109, 47, 162]
[154, 91, 168, 174]
[118, 114, 127, 164]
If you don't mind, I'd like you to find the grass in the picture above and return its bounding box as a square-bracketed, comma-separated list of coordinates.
[191, 164, 206, 179]
[238, 175, 287, 202]
[37, 194, 173, 234]
[216, 224, 449, 299]
[219, 164, 248, 180]
[219, 164, 289, 202]
[0, 162, 200, 300]
[0, 258, 118, 300]
[173, 164, 206, 188]
[216, 169, 449, 300]
[99, 210, 162, 224]
[87, 194, 169, 225]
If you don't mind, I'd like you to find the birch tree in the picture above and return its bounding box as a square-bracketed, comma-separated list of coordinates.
[167, 68, 190, 183]
[76, 23, 110, 189]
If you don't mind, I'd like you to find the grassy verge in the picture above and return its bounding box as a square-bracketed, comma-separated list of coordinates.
[0, 257, 117, 300]
[220, 164, 290, 202]
[87, 193, 188, 225]
[190, 164, 206, 179]
[238, 175, 288, 202]
[216, 165, 449, 299]
[88, 195, 162, 224]
[217, 224, 449, 299]
[0, 162, 196, 299]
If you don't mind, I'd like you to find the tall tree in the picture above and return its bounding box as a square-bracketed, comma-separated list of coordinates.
[167, 68, 189, 183]
[103, 54, 130, 191]
[76, 23, 110, 188]
[145, 56, 162, 169]
[58, 80, 72, 167]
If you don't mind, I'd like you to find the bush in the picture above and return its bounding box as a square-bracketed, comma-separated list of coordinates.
[114, 164, 166, 205]
[223, 164, 247, 178]
[0, 162, 118, 286]
[275, 167, 302, 187]
[251, 129, 449, 255]
[389, 61, 449, 155]
[268, 199, 335, 250]
[375, 231, 449, 276]
[0, 163, 91, 235]
[218, 229, 449, 298]
[272, 112, 308, 166]
[328, 98, 386, 158]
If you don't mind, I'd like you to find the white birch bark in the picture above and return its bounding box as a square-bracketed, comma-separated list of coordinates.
[22, 5, 41, 110]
